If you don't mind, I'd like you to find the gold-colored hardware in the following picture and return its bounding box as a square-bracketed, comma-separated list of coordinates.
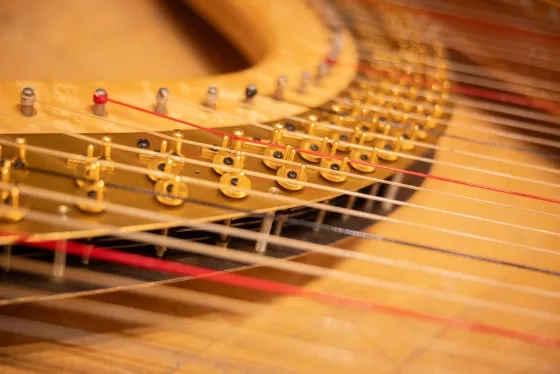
[262, 129, 286, 170]
[276, 148, 307, 191]
[76, 180, 105, 214]
[154, 158, 188, 207]
[231, 128, 245, 150]
[0, 187, 23, 223]
[1, 161, 12, 201]
[172, 130, 184, 156]
[319, 141, 349, 183]
[156, 228, 170, 257]
[401, 125, 420, 151]
[349, 133, 378, 173]
[140, 139, 184, 182]
[101, 135, 112, 161]
[220, 151, 251, 199]
[378, 136, 403, 162]
[300, 128, 329, 163]
[212, 135, 245, 175]
[15, 137, 26, 166]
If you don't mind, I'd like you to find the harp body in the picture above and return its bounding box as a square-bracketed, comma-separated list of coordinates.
[0, 0, 558, 372]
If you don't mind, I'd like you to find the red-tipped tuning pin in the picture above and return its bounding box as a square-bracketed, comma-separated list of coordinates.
[92, 88, 108, 116]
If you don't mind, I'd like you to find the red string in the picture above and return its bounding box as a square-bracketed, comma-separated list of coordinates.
[107, 98, 560, 205]
[10, 235, 560, 348]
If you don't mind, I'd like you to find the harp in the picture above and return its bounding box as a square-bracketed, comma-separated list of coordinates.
[0, 0, 558, 372]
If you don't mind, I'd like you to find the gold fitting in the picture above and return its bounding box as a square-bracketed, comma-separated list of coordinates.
[0, 187, 23, 222]
[212, 135, 245, 175]
[155, 175, 188, 207]
[172, 130, 184, 156]
[401, 125, 420, 151]
[331, 130, 353, 153]
[101, 135, 112, 161]
[319, 142, 349, 183]
[15, 137, 26, 167]
[276, 147, 306, 191]
[77, 180, 105, 214]
[349, 133, 377, 173]
[231, 128, 245, 150]
[378, 136, 403, 162]
[300, 132, 328, 163]
[277, 164, 307, 191]
[1, 161, 12, 201]
[220, 151, 251, 199]
[424, 115, 437, 129]
[263, 130, 287, 170]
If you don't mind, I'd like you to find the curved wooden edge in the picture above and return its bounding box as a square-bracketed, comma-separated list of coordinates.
[0, 0, 358, 134]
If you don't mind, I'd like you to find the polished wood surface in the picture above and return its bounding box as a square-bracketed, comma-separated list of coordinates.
[0, 1, 559, 373]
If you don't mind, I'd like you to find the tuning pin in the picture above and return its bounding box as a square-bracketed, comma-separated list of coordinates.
[400, 125, 420, 151]
[220, 151, 251, 199]
[155, 158, 188, 206]
[20, 87, 36, 117]
[244, 84, 258, 105]
[273, 75, 288, 101]
[423, 114, 438, 129]
[262, 130, 287, 170]
[0, 187, 23, 222]
[349, 133, 378, 173]
[92, 88, 108, 117]
[155, 88, 169, 114]
[276, 148, 307, 191]
[378, 136, 403, 162]
[319, 141, 349, 183]
[204, 85, 219, 109]
[316, 61, 328, 85]
[298, 71, 311, 94]
[299, 124, 327, 163]
[77, 180, 105, 214]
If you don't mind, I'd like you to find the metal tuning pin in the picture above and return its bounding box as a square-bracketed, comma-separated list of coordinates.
[299, 124, 327, 163]
[219, 151, 251, 199]
[92, 88, 108, 117]
[0, 187, 23, 223]
[155, 88, 169, 114]
[276, 147, 307, 191]
[400, 124, 420, 152]
[378, 135, 403, 162]
[319, 141, 349, 183]
[20, 87, 36, 117]
[154, 158, 188, 207]
[315, 61, 328, 85]
[204, 85, 218, 109]
[273, 75, 288, 101]
[262, 129, 287, 170]
[349, 132, 378, 173]
[298, 71, 311, 94]
[77, 180, 105, 214]
[244, 84, 258, 105]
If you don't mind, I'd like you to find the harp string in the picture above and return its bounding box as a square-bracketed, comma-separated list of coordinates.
[2, 183, 560, 307]
[2, 212, 560, 351]
[0, 139, 558, 259]
[1, 257, 554, 373]
[34, 98, 560, 176]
